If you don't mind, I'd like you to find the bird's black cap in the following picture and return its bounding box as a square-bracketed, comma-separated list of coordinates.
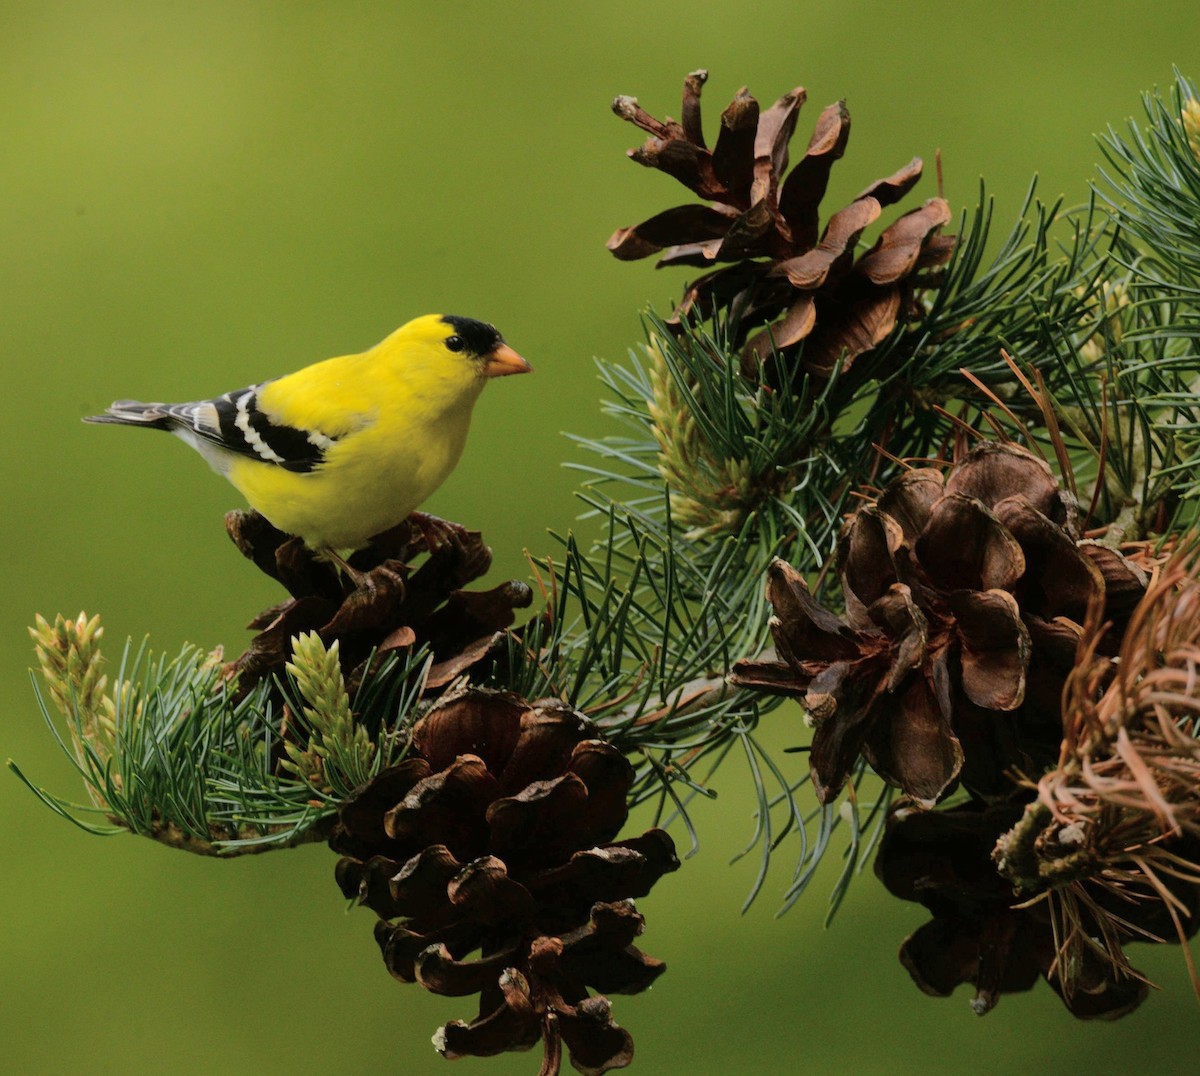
[441, 315, 502, 355]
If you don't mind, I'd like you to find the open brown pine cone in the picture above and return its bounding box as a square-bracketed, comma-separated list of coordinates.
[221, 509, 533, 705]
[731, 442, 1148, 806]
[984, 540, 1200, 1009]
[608, 70, 955, 379]
[331, 687, 679, 1075]
[873, 798, 1199, 1019]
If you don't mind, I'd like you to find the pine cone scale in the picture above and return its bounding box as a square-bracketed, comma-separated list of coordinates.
[862, 672, 963, 806]
[711, 88, 759, 204]
[447, 856, 537, 926]
[753, 86, 807, 175]
[948, 588, 1030, 711]
[856, 157, 924, 207]
[914, 493, 1026, 592]
[384, 755, 499, 858]
[856, 199, 953, 285]
[775, 101, 851, 248]
[389, 844, 464, 917]
[807, 659, 891, 801]
[416, 942, 518, 997]
[679, 69, 708, 145]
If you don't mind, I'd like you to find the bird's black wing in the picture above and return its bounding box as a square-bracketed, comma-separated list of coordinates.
[206, 384, 334, 473]
[90, 382, 338, 474]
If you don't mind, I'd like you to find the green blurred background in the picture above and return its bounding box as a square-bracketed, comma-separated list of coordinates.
[4, 2, 1200, 1072]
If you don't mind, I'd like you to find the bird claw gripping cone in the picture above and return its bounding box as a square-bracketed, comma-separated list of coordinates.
[222, 509, 533, 705]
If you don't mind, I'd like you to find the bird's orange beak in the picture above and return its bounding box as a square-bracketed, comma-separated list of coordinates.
[484, 343, 533, 378]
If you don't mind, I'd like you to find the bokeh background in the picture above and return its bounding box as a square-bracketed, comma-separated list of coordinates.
[4, 2, 1200, 1072]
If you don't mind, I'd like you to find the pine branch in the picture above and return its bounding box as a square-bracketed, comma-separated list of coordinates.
[558, 176, 1142, 908]
[16, 71, 1200, 1049]
[17, 615, 423, 855]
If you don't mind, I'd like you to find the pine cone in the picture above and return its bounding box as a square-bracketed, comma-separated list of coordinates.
[876, 798, 1199, 1018]
[731, 442, 1147, 806]
[608, 70, 955, 378]
[331, 688, 679, 1075]
[986, 541, 1200, 993]
[222, 510, 533, 704]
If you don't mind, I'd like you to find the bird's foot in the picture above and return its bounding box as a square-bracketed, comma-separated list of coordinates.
[324, 549, 408, 604]
[323, 548, 376, 592]
[407, 511, 472, 553]
[320, 557, 409, 635]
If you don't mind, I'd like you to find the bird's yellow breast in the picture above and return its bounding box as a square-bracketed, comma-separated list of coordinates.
[227, 348, 485, 549]
[227, 404, 475, 549]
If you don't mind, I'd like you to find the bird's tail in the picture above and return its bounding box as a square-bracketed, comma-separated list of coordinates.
[84, 401, 175, 429]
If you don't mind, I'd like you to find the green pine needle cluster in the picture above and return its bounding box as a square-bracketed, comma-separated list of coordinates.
[28, 612, 120, 777]
[14, 623, 422, 855]
[642, 329, 827, 541]
[280, 633, 377, 793]
[1185, 95, 1200, 161]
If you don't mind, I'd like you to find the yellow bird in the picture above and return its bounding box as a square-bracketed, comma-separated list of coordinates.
[86, 314, 531, 557]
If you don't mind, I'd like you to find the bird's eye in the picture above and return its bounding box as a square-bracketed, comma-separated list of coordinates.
[445, 335, 466, 353]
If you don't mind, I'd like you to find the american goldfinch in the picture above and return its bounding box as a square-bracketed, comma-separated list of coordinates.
[86, 314, 531, 554]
